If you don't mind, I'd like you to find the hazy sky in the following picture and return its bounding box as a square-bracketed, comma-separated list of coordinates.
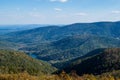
[0, 0, 120, 24]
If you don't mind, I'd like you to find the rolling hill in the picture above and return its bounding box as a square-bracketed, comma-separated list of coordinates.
[1, 21, 120, 44]
[63, 48, 120, 75]
[19, 35, 120, 67]
[0, 50, 56, 75]
[0, 41, 19, 50]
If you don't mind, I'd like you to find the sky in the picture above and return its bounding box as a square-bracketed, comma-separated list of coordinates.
[0, 0, 120, 24]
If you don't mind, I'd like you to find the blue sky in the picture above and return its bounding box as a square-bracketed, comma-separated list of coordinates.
[0, 0, 120, 24]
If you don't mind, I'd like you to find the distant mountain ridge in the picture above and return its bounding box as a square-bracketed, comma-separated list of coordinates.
[1, 21, 120, 44]
[0, 24, 48, 35]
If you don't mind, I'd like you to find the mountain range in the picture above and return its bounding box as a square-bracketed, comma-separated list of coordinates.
[1, 21, 120, 44]
[0, 21, 120, 73]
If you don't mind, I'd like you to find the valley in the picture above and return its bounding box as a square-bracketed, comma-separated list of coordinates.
[0, 21, 120, 80]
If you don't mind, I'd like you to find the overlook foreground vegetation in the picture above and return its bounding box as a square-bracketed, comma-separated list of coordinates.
[1, 70, 120, 80]
[1, 48, 120, 80]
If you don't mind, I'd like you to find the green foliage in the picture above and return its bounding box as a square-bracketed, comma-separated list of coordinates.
[1, 71, 120, 80]
[63, 48, 120, 75]
[19, 35, 120, 69]
[0, 40, 19, 50]
[0, 50, 56, 75]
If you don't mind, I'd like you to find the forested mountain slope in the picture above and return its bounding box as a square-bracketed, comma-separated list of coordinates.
[0, 50, 56, 75]
[63, 48, 120, 75]
[19, 35, 120, 65]
[2, 21, 120, 44]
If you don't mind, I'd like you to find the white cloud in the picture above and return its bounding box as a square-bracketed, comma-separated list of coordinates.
[112, 10, 120, 14]
[54, 8, 62, 11]
[50, 0, 69, 3]
[74, 12, 88, 16]
[59, 0, 68, 2]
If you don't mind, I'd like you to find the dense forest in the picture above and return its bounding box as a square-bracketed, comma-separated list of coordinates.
[0, 50, 56, 75]
[63, 48, 120, 75]
[0, 21, 120, 80]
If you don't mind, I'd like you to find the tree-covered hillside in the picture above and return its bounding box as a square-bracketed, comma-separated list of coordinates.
[0, 50, 56, 75]
[19, 35, 120, 69]
[63, 48, 120, 75]
[1, 21, 120, 44]
[0, 41, 19, 50]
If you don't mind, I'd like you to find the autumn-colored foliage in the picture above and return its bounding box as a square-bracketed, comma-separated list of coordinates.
[1, 71, 120, 80]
